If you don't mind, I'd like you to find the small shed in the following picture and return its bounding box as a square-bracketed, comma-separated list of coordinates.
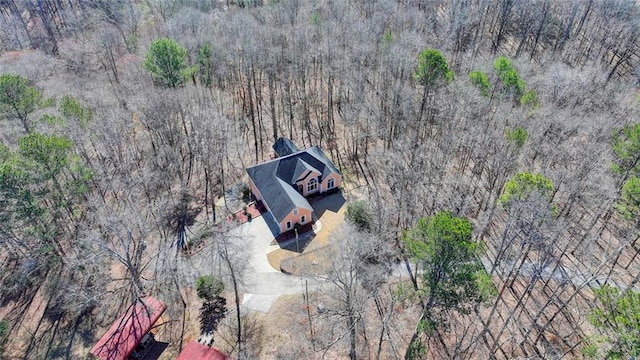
[90, 296, 166, 360]
[176, 340, 232, 360]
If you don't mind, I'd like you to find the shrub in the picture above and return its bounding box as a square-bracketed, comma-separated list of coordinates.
[520, 90, 539, 109]
[0, 319, 8, 340]
[468, 71, 491, 97]
[0, 319, 9, 356]
[498, 172, 554, 208]
[505, 126, 528, 148]
[414, 49, 454, 86]
[196, 275, 224, 302]
[345, 200, 374, 232]
[241, 184, 251, 200]
[494, 57, 525, 96]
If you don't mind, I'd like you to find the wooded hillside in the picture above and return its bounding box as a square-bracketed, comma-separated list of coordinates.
[1, 0, 639, 359]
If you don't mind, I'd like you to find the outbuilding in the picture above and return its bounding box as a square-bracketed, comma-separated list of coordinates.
[90, 296, 166, 360]
[176, 340, 232, 360]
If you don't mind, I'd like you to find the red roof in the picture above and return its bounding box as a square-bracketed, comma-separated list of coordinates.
[176, 340, 232, 360]
[90, 296, 167, 360]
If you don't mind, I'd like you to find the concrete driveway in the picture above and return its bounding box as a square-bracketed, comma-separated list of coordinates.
[171, 215, 313, 315]
[225, 216, 316, 312]
[228, 216, 279, 274]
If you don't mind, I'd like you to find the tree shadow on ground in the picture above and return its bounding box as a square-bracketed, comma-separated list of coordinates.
[22, 292, 98, 359]
[200, 296, 227, 335]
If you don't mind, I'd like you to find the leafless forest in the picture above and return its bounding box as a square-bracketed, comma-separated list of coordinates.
[1, 0, 640, 359]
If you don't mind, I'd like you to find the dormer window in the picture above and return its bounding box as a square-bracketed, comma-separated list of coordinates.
[307, 178, 318, 192]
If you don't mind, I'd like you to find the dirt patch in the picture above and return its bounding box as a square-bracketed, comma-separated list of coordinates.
[279, 246, 335, 275]
[266, 249, 297, 272]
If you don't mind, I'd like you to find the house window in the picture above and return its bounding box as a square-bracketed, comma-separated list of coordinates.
[327, 178, 335, 189]
[286, 221, 292, 230]
[300, 215, 306, 224]
[307, 178, 318, 192]
[293, 209, 298, 215]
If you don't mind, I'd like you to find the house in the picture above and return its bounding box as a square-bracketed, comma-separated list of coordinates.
[176, 340, 232, 360]
[90, 296, 166, 360]
[246, 138, 342, 235]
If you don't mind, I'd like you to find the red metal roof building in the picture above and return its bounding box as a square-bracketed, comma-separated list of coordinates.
[90, 296, 167, 360]
[176, 340, 232, 360]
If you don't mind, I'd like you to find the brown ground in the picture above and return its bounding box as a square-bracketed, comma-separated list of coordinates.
[266, 191, 350, 275]
[254, 281, 421, 360]
[0, 182, 361, 359]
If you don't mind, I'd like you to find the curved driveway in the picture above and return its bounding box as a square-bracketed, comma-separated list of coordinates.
[228, 216, 314, 295]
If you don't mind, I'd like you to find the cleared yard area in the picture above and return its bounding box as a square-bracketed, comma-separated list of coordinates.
[267, 192, 347, 274]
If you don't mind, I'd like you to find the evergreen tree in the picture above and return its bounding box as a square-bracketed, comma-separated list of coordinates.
[143, 38, 196, 87]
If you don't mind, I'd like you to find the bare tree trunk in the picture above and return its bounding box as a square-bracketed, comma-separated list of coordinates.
[269, 73, 278, 143]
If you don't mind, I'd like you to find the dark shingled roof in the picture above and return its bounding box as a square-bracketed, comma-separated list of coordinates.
[247, 161, 312, 222]
[292, 158, 316, 183]
[273, 137, 299, 157]
[247, 143, 341, 224]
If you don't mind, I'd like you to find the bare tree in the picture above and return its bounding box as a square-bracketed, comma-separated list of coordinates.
[312, 223, 394, 360]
